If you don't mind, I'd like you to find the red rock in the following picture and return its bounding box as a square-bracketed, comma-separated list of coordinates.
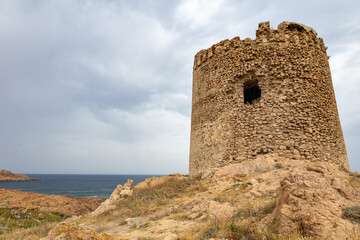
[0, 189, 105, 216]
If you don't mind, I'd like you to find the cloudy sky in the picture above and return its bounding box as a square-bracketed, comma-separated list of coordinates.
[0, 0, 359, 174]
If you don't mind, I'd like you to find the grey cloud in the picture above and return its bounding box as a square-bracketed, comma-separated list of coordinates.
[0, 0, 359, 174]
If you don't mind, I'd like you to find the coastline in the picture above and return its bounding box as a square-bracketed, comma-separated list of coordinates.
[0, 173, 162, 198]
[0, 178, 40, 182]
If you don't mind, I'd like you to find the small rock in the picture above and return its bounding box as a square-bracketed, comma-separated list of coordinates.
[208, 200, 236, 220]
[249, 178, 258, 185]
[249, 189, 262, 197]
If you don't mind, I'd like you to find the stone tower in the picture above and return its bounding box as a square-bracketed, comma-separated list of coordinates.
[189, 21, 349, 176]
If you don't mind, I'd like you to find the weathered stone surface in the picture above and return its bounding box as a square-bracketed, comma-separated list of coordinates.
[189, 21, 349, 175]
[208, 200, 236, 220]
[92, 179, 133, 215]
[210, 157, 359, 238]
[273, 168, 358, 239]
[47, 222, 114, 240]
[212, 154, 278, 178]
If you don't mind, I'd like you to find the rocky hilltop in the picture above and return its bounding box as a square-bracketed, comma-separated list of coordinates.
[0, 169, 39, 182]
[35, 156, 360, 240]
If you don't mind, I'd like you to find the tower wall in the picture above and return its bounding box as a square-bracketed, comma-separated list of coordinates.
[189, 21, 349, 175]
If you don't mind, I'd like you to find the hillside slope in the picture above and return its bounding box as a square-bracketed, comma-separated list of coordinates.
[44, 154, 360, 240]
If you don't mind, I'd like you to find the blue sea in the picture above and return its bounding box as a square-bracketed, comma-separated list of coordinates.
[0, 174, 162, 198]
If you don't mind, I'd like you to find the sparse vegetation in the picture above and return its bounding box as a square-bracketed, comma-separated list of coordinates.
[0, 208, 67, 236]
[275, 163, 284, 169]
[16, 167, 358, 240]
[349, 171, 360, 190]
[192, 220, 315, 240]
[231, 173, 252, 182]
[262, 200, 277, 215]
[171, 212, 188, 221]
[228, 222, 277, 239]
[82, 173, 302, 239]
[119, 220, 128, 226]
[342, 206, 360, 224]
[80, 176, 209, 228]
[0, 222, 57, 240]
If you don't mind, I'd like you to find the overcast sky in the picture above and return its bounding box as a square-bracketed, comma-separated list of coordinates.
[0, 0, 359, 174]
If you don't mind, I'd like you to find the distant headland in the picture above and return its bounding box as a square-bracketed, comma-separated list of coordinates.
[0, 169, 39, 182]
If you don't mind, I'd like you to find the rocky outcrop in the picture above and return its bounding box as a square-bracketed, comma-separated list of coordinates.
[92, 179, 134, 215]
[47, 222, 114, 240]
[208, 200, 236, 220]
[273, 166, 359, 239]
[0, 189, 105, 216]
[93, 175, 190, 216]
[209, 156, 360, 239]
[0, 169, 39, 182]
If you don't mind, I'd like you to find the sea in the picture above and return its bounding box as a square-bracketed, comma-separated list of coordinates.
[0, 174, 162, 198]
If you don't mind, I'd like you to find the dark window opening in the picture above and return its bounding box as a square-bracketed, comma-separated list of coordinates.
[244, 80, 261, 104]
[286, 23, 305, 32]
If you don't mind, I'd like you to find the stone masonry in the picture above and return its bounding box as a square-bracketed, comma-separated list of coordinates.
[189, 21, 349, 175]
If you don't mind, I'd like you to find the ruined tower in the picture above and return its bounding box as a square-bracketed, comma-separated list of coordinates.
[189, 21, 349, 175]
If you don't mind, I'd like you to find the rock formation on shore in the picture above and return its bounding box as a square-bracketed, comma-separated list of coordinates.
[0, 189, 105, 216]
[0, 169, 39, 182]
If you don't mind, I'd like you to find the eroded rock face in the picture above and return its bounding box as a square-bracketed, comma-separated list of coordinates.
[274, 165, 358, 239]
[209, 157, 360, 239]
[92, 179, 134, 215]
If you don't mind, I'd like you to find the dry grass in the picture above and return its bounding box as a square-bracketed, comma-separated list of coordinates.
[68, 172, 360, 239]
[81, 176, 208, 227]
[342, 206, 360, 224]
[349, 171, 360, 190]
[0, 222, 56, 240]
[175, 191, 280, 240]
[178, 219, 311, 240]
[170, 212, 189, 221]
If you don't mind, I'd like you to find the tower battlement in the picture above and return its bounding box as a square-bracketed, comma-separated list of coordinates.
[189, 21, 349, 176]
[194, 22, 326, 71]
